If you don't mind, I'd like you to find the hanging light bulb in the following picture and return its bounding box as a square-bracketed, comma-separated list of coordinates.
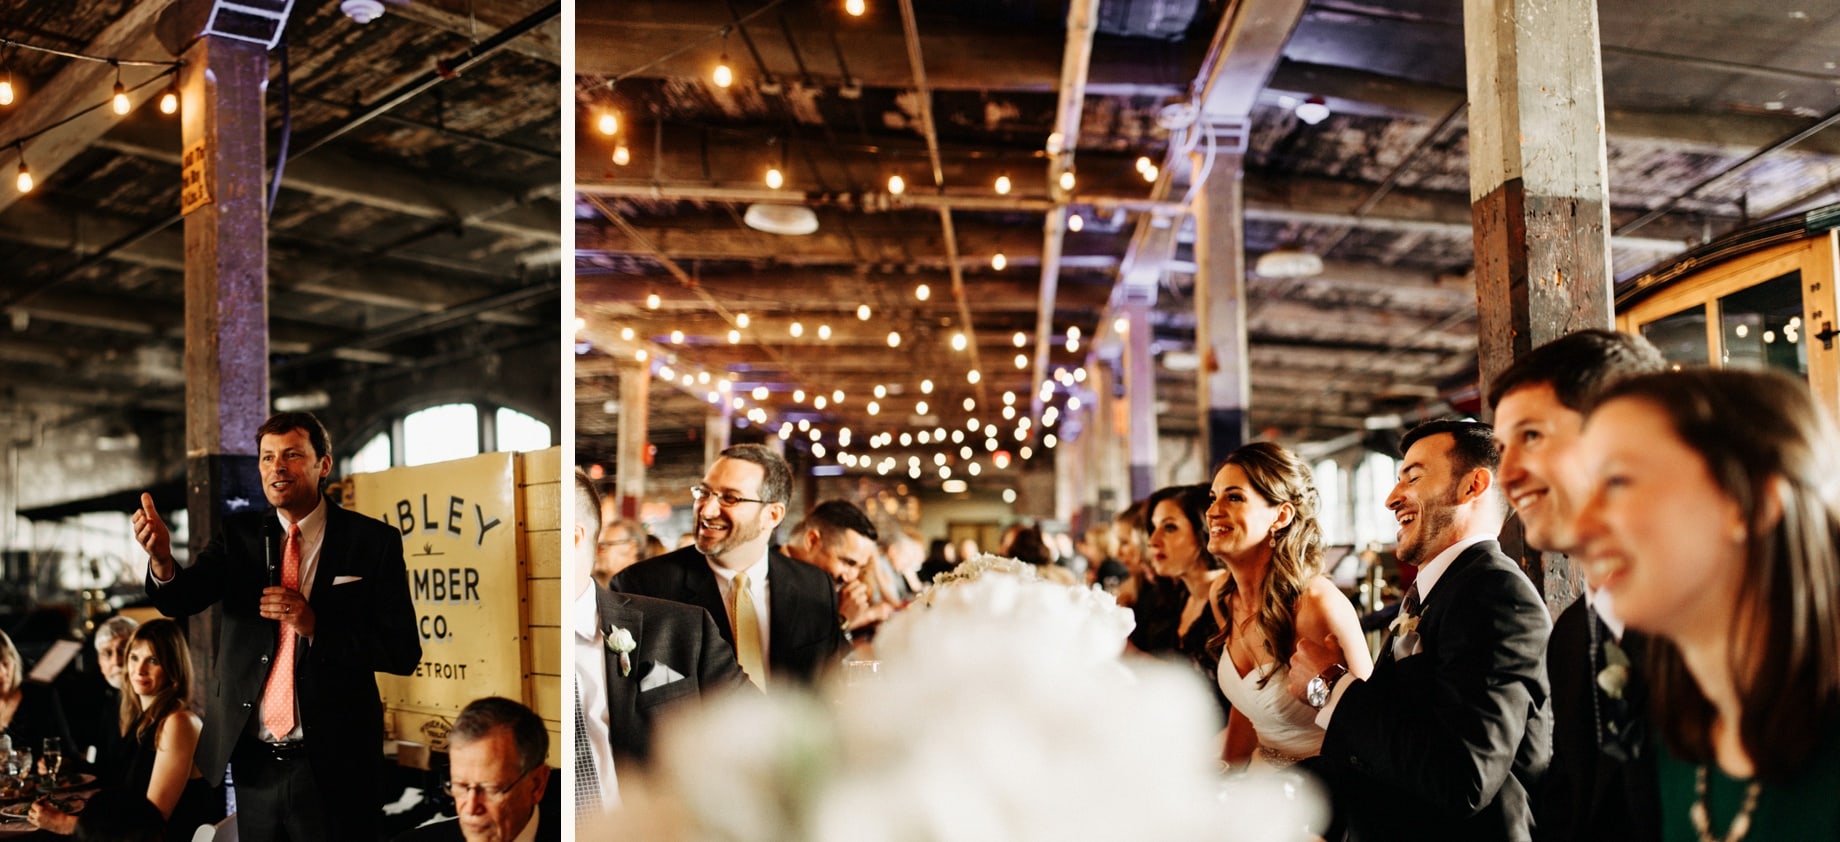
[646, 293, 661, 309]
[14, 158, 30, 194]
[951, 332, 967, 351]
[845, 0, 866, 15]
[736, 312, 751, 328]
[158, 83, 178, 115]
[915, 283, 930, 301]
[991, 252, 1007, 271]
[713, 53, 734, 88]
[1068, 213, 1084, 232]
[887, 331, 901, 347]
[994, 174, 1011, 195]
[1135, 156, 1152, 174]
[1142, 163, 1158, 182]
[0, 70, 14, 107]
[765, 167, 784, 189]
[612, 144, 631, 166]
[110, 63, 129, 115]
[818, 323, 832, 340]
[888, 174, 906, 195]
[1059, 170, 1075, 191]
[857, 304, 871, 320]
[791, 321, 805, 337]
[597, 112, 618, 135]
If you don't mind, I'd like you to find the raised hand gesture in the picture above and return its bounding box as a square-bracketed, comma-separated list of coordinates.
[131, 492, 174, 579]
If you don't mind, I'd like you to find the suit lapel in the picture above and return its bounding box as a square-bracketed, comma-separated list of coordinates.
[676, 552, 729, 643]
[309, 503, 352, 604]
[766, 552, 800, 672]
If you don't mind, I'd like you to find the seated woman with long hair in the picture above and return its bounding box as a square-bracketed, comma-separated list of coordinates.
[1570, 368, 1840, 839]
[32, 618, 217, 839]
[1207, 442, 1372, 769]
[1142, 484, 1232, 720]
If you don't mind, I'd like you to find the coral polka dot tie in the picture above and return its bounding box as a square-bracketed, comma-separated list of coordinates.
[262, 524, 301, 738]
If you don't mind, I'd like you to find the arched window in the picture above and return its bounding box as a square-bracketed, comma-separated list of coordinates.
[495, 407, 553, 453]
[404, 403, 481, 466]
[348, 431, 392, 475]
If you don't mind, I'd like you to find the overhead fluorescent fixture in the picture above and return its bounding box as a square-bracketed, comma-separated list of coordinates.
[743, 204, 819, 236]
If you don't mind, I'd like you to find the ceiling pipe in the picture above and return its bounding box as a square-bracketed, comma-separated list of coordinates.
[897, 0, 986, 405]
[576, 180, 1186, 214]
[1031, 0, 1100, 422]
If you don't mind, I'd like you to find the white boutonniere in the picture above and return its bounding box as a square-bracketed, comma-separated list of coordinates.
[1388, 614, 1420, 636]
[605, 625, 636, 677]
[1596, 638, 1630, 700]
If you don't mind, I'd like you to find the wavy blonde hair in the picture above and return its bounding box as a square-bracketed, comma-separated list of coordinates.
[1206, 442, 1325, 687]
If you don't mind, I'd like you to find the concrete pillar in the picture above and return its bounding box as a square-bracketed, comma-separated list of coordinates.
[1464, 0, 1615, 612]
[704, 400, 732, 466]
[176, 31, 270, 708]
[1122, 302, 1157, 501]
[1192, 152, 1250, 468]
[615, 362, 650, 519]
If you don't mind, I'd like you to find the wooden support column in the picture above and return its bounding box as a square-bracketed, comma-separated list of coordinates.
[173, 30, 270, 704]
[615, 363, 650, 519]
[1123, 301, 1157, 501]
[704, 400, 732, 466]
[1464, 0, 1615, 612]
[1193, 150, 1250, 468]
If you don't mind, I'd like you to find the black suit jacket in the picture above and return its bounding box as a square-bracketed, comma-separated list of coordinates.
[1535, 597, 1659, 842]
[609, 546, 844, 685]
[147, 502, 420, 834]
[1319, 540, 1553, 842]
[595, 586, 752, 761]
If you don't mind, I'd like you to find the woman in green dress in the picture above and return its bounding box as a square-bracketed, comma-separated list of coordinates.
[1570, 368, 1840, 840]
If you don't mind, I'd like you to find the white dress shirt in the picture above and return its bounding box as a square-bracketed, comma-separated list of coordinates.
[573, 586, 620, 809]
[707, 550, 772, 668]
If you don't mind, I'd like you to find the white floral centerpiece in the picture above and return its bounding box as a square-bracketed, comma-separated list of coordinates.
[600, 554, 1325, 842]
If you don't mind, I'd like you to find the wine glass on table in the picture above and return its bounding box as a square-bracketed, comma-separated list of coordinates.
[39, 740, 59, 787]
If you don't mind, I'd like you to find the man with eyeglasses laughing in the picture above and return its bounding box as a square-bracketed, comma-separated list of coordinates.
[610, 443, 846, 688]
[395, 697, 555, 842]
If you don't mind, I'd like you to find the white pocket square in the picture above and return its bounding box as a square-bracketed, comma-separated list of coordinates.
[332, 575, 364, 585]
[640, 663, 686, 692]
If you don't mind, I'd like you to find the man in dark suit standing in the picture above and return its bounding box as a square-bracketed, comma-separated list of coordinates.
[571, 470, 749, 815]
[610, 444, 844, 689]
[395, 696, 556, 842]
[134, 411, 420, 842]
[1290, 420, 1551, 841]
[1488, 331, 1665, 842]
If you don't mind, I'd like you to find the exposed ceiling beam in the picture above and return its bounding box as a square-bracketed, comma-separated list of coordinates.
[392, 0, 563, 65]
[0, 0, 173, 214]
[576, 0, 1198, 94]
[98, 119, 561, 244]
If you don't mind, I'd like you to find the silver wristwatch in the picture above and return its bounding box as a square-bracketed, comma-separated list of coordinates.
[1306, 663, 1349, 709]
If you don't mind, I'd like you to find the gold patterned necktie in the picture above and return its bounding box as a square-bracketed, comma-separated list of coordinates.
[731, 571, 766, 689]
[261, 524, 302, 737]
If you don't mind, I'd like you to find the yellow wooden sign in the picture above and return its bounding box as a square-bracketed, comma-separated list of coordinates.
[349, 451, 524, 751]
[180, 139, 211, 215]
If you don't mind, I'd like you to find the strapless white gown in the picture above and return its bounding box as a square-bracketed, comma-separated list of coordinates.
[1216, 659, 1325, 767]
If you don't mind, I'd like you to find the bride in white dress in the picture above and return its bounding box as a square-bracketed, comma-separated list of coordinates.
[1205, 442, 1374, 769]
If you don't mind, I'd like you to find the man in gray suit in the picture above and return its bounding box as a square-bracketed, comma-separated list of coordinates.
[572, 472, 749, 814]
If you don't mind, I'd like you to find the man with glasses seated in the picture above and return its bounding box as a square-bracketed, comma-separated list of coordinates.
[397, 697, 555, 842]
[611, 443, 845, 689]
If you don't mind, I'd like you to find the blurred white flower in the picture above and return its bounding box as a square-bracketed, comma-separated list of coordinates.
[608, 555, 1326, 842]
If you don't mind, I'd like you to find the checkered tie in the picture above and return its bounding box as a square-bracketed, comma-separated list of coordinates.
[261, 524, 301, 738]
[573, 684, 601, 816]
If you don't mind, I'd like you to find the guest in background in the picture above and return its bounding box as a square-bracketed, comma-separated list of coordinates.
[1077, 525, 1128, 593]
[1005, 525, 1077, 586]
[592, 516, 643, 588]
[32, 618, 217, 839]
[1143, 485, 1230, 722]
[918, 539, 956, 584]
[1570, 369, 1840, 839]
[1118, 500, 1184, 655]
[0, 629, 76, 763]
[85, 616, 138, 784]
[1207, 443, 1371, 769]
[880, 530, 926, 603]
